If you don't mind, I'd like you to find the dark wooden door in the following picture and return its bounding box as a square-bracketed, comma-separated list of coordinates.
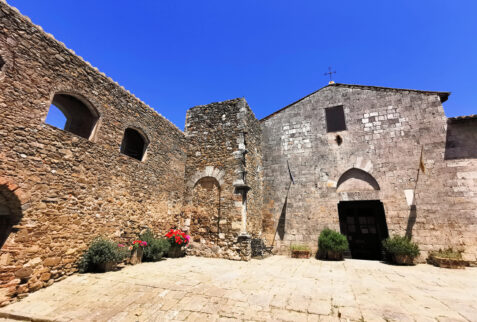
[338, 201, 389, 260]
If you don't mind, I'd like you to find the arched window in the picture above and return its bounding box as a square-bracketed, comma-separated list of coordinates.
[0, 184, 22, 249]
[45, 93, 99, 140]
[120, 128, 148, 161]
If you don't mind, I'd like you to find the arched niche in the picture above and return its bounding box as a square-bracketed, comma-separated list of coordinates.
[120, 127, 149, 161]
[190, 176, 221, 241]
[336, 168, 380, 193]
[45, 93, 100, 140]
[0, 184, 23, 249]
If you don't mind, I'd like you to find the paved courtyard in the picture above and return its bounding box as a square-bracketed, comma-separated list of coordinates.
[0, 256, 476, 322]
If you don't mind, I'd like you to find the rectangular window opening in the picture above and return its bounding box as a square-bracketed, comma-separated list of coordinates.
[325, 105, 346, 132]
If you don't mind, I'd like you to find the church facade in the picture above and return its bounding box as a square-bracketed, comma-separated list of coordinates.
[0, 1, 476, 304]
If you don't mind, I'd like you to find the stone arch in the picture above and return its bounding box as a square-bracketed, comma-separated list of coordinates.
[187, 166, 225, 189]
[0, 179, 24, 249]
[120, 127, 149, 161]
[326, 157, 375, 189]
[336, 168, 380, 192]
[45, 89, 101, 141]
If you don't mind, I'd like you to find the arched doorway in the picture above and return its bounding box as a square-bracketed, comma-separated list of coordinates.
[191, 177, 221, 241]
[336, 168, 389, 260]
[0, 184, 22, 249]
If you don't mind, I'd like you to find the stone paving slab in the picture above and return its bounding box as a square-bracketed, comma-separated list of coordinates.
[0, 256, 476, 321]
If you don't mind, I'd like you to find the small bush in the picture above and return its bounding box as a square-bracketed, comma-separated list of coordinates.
[78, 237, 128, 273]
[140, 229, 170, 261]
[382, 236, 420, 258]
[318, 228, 348, 253]
[290, 244, 311, 252]
[430, 248, 462, 259]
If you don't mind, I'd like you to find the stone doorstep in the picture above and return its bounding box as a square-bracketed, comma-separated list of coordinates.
[0, 311, 54, 322]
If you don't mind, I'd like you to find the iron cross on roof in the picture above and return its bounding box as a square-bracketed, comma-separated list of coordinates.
[324, 66, 336, 84]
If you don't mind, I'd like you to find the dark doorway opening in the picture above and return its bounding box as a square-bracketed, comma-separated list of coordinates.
[338, 200, 389, 260]
[0, 184, 22, 249]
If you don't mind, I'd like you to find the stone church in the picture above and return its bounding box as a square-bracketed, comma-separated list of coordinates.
[0, 1, 476, 303]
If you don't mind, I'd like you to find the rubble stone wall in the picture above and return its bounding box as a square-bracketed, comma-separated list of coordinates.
[261, 84, 477, 261]
[183, 98, 262, 260]
[1, 0, 477, 308]
[0, 2, 186, 305]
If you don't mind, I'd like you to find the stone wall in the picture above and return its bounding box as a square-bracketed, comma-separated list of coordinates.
[1, 0, 477, 307]
[0, 2, 186, 305]
[442, 117, 477, 260]
[261, 83, 477, 261]
[183, 98, 262, 260]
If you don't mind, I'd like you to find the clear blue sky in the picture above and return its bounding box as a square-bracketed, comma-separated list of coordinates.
[9, 0, 477, 129]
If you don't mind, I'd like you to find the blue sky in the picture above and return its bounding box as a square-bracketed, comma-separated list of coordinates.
[9, 0, 477, 129]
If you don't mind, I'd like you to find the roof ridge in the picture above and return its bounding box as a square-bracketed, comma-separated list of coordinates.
[260, 83, 450, 122]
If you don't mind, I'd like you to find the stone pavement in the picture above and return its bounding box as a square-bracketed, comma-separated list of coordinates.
[0, 256, 476, 322]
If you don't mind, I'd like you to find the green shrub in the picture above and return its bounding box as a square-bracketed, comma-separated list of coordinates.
[382, 236, 420, 258]
[140, 229, 170, 261]
[78, 237, 128, 273]
[430, 248, 462, 259]
[290, 244, 311, 252]
[318, 228, 348, 253]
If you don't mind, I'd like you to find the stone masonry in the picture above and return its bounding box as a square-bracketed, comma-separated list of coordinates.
[0, 0, 476, 307]
[0, 1, 186, 305]
[183, 98, 262, 261]
[261, 84, 477, 261]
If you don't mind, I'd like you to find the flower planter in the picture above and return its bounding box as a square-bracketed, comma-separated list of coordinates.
[94, 261, 116, 273]
[428, 256, 467, 269]
[327, 250, 344, 261]
[168, 244, 184, 258]
[130, 247, 144, 265]
[291, 250, 310, 259]
[393, 254, 414, 265]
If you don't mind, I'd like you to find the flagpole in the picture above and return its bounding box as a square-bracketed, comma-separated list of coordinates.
[412, 146, 424, 207]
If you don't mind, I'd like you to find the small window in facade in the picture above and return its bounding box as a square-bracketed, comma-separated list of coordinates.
[325, 105, 346, 132]
[0, 55, 5, 71]
[45, 93, 99, 139]
[120, 128, 148, 161]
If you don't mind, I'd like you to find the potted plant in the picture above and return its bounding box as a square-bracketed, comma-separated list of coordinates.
[128, 240, 147, 265]
[318, 228, 348, 260]
[382, 236, 420, 265]
[427, 248, 468, 269]
[165, 229, 190, 258]
[140, 229, 171, 261]
[78, 237, 128, 273]
[290, 244, 311, 258]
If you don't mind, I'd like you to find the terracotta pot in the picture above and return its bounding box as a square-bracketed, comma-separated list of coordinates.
[428, 256, 467, 269]
[94, 261, 116, 273]
[393, 254, 414, 265]
[291, 250, 310, 259]
[130, 247, 144, 265]
[168, 244, 184, 258]
[327, 250, 344, 261]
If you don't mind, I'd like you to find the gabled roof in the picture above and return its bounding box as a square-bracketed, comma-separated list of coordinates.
[260, 83, 451, 122]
